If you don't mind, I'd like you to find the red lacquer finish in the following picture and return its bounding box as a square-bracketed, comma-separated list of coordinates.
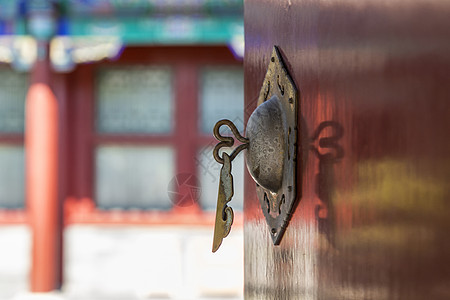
[26, 58, 60, 292]
[244, 1, 450, 299]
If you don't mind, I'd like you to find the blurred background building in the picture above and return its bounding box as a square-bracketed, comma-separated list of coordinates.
[0, 1, 244, 299]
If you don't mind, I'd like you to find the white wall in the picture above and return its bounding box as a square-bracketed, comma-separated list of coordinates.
[0, 225, 31, 299]
[0, 224, 243, 300]
[63, 225, 243, 300]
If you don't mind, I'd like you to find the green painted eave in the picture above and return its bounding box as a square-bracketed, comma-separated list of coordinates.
[60, 0, 243, 16]
[65, 16, 243, 45]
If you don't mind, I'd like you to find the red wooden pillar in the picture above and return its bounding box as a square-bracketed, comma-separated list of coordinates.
[26, 46, 60, 292]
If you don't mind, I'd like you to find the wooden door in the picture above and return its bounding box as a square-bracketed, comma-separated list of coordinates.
[243, 1, 450, 299]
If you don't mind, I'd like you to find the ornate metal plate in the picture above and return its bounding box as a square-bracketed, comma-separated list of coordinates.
[252, 46, 299, 245]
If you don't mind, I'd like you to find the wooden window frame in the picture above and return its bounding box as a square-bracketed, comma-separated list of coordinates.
[0, 134, 26, 224]
[64, 46, 244, 226]
[0, 67, 27, 224]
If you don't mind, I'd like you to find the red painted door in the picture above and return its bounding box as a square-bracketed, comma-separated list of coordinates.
[243, 1, 450, 299]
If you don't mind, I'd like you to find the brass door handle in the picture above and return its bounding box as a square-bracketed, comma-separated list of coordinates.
[212, 46, 299, 251]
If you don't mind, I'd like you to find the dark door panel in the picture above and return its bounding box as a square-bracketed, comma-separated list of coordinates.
[244, 1, 450, 299]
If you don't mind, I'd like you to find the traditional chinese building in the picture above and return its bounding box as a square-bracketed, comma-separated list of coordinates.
[0, 1, 244, 298]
